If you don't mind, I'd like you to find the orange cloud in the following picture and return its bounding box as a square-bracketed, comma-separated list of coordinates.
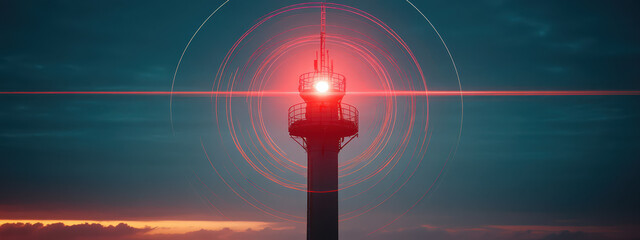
[0, 219, 283, 235]
[0, 221, 302, 240]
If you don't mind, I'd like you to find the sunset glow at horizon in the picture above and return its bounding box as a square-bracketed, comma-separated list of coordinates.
[0, 219, 280, 235]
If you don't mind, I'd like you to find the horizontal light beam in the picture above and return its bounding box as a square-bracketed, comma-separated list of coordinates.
[0, 91, 639, 96]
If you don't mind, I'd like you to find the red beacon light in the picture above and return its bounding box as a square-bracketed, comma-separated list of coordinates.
[314, 80, 330, 93]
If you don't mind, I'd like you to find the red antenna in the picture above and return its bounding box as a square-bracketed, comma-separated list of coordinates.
[317, 2, 327, 72]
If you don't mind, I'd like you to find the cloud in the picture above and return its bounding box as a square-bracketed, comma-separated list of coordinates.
[140, 228, 302, 240]
[539, 231, 604, 240]
[355, 224, 640, 240]
[3, 221, 638, 240]
[0, 222, 303, 240]
[0, 222, 150, 240]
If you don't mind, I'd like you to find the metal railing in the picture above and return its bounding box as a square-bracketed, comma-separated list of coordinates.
[288, 102, 358, 130]
[298, 72, 346, 93]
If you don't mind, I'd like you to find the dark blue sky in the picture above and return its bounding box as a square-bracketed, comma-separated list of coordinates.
[1, 1, 639, 240]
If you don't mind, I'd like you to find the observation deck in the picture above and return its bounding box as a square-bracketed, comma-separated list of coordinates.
[288, 102, 358, 138]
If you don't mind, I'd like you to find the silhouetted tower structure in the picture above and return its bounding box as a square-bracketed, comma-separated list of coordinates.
[287, 3, 358, 240]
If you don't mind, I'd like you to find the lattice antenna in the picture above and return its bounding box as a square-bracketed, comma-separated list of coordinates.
[315, 2, 328, 73]
[320, 2, 326, 70]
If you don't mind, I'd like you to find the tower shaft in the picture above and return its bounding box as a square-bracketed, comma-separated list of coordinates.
[306, 135, 340, 240]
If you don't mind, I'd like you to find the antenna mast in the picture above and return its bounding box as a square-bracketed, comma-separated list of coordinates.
[319, 2, 327, 72]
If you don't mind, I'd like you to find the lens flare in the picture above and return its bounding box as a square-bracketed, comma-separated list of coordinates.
[314, 81, 330, 92]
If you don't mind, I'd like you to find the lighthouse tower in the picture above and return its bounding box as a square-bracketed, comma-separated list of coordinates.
[287, 3, 359, 240]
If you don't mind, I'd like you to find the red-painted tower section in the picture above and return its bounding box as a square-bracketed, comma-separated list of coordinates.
[288, 4, 358, 240]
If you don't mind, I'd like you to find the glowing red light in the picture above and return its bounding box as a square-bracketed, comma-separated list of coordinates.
[314, 81, 330, 93]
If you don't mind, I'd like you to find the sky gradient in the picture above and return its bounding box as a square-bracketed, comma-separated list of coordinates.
[1, 0, 639, 239]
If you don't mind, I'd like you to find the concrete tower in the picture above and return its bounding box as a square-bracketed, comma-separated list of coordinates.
[288, 3, 359, 240]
